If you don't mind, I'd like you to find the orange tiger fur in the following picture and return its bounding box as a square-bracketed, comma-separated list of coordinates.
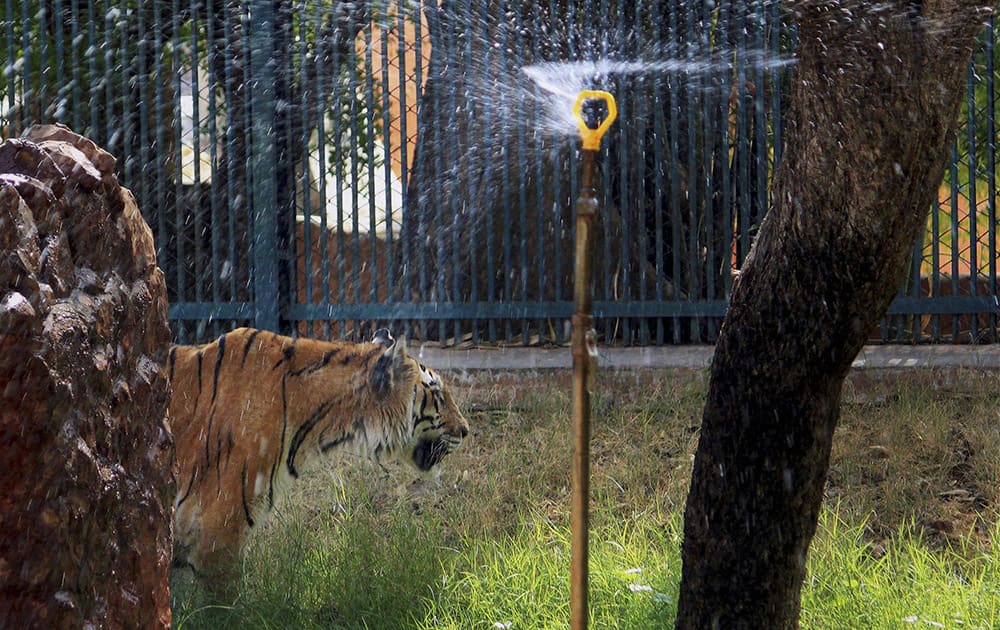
[167, 327, 468, 578]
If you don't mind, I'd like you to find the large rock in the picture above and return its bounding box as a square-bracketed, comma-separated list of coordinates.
[0, 125, 174, 628]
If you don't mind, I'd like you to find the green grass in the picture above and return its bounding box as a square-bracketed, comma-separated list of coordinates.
[421, 512, 681, 629]
[172, 369, 1000, 629]
[173, 484, 449, 629]
[802, 511, 1000, 630]
[174, 502, 1000, 629]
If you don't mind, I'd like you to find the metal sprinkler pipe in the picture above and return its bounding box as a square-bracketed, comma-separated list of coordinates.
[570, 89, 616, 630]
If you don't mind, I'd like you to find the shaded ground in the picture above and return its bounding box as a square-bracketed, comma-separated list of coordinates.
[832, 369, 999, 553]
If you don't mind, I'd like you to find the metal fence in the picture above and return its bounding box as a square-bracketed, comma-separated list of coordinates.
[3, 1, 998, 345]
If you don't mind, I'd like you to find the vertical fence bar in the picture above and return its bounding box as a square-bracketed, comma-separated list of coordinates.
[278, 1, 296, 339]
[136, 0, 150, 217]
[598, 0, 612, 339]
[668, 0, 682, 343]
[69, 0, 82, 132]
[315, 3, 330, 339]
[966, 61, 980, 342]
[347, 20, 360, 315]
[949, 142, 961, 341]
[465, 0, 484, 343]
[332, 9, 347, 337]
[414, 1, 428, 332]
[428, 3, 446, 340]
[446, 2, 462, 343]
[25, 0, 31, 131]
[119, 0, 133, 185]
[988, 16, 998, 340]
[396, 0, 411, 336]
[909, 223, 923, 341]
[363, 20, 379, 310]
[103, 3, 114, 151]
[275, 1, 295, 339]
[498, 9, 513, 343]
[351, 17, 366, 319]
[36, 0, 46, 121]
[206, 0, 221, 337]
[615, 0, 631, 345]
[553, 0, 567, 345]
[347, 19, 368, 326]
[685, 2, 700, 342]
[86, 0, 98, 137]
[637, 3, 651, 345]
[222, 1, 238, 306]
[701, 0, 715, 343]
[718, 1, 734, 313]
[4, 0, 14, 132]
[931, 182, 942, 341]
[240, 0, 254, 316]
[152, 0, 168, 299]
[380, 2, 396, 314]
[513, 2, 529, 344]
[249, 0, 281, 331]
[735, 3, 751, 273]
[713, 0, 729, 340]
[297, 5, 313, 337]
[770, 0, 783, 168]
[652, 0, 666, 345]
[463, 0, 480, 343]
[53, 0, 65, 123]
[532, 1, 545, 343]
[190, 0, 205, 327]
[171, 0, 186, 339]
[753, 2, 768, 230]
[570, 0, 584, 344]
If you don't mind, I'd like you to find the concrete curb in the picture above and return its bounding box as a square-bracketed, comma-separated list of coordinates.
[412, 344, 1000, 371]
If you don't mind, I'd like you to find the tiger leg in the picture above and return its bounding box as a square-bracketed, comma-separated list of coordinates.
[184, 504, 247, 581]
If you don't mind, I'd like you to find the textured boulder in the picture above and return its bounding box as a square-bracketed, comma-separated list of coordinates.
[0, 125, 174, 628]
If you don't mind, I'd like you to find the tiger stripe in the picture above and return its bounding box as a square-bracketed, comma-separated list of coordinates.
[286, 399, 336, 478]
[168, 346, 177, 381]
[240, 329, 261, 367]
[268, 373, 289, 509]
[240, 462, 254, 528]
[210, 334, 225, 404]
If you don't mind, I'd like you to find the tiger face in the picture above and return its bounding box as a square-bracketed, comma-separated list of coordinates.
[403, 363, 469, 471]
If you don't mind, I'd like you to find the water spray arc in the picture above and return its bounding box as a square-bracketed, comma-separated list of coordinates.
[570, 89, 616, 630]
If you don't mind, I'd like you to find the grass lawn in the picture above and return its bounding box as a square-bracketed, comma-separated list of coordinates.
[172, 367, 1000, 629]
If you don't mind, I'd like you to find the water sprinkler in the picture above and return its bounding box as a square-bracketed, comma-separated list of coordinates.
[573, 90, 618, 151]
[570, 89, 616, 630]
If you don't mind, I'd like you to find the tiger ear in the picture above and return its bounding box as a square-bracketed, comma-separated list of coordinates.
[372, 328, 394, 348]
[371, 332, 408, 396]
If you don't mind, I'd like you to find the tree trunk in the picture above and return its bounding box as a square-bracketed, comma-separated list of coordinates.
[675, 2, 992, 628]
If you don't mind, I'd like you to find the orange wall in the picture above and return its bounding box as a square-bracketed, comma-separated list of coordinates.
[357, 9, 431, 184]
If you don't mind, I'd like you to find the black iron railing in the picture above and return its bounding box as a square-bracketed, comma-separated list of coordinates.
[3, 1, 997, 344]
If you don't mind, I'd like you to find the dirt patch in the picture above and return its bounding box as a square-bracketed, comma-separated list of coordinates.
[832, 368, 999, 553]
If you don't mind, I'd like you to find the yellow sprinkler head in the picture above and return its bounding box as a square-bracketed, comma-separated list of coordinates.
[573, 90, 617, 151]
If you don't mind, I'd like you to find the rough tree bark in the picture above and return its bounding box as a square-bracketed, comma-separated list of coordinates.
[0, 126, 174, 628]
[675, 2, 992, 628]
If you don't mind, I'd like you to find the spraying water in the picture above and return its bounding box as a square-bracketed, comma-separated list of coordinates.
[384, 4, 797, 342]
[521, 52, 796, 139]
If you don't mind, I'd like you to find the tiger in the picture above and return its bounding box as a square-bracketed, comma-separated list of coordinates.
[166, 327, 469, 579]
